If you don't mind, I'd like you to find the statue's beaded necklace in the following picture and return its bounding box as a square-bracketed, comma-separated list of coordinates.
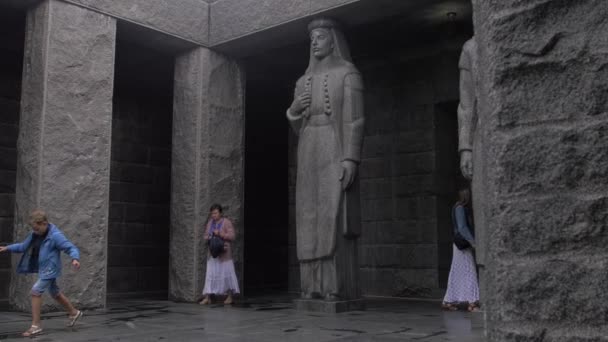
[303, 74, 332, 117]
[323, 74, 332, 115]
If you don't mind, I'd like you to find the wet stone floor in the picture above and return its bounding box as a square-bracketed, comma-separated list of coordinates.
[0, 297, 484, 341]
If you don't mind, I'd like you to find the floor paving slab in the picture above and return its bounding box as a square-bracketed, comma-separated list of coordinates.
[0, 296, 483, 341]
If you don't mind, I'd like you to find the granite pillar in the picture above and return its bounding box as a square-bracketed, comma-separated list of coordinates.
[11, 0, 116, 310]
[169, 47, 245, 301]
[473, 0, 608, 340]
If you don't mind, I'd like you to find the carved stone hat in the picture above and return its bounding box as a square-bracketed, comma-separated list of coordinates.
[307, 17, 341, 32]
[305, 17, 352, 70]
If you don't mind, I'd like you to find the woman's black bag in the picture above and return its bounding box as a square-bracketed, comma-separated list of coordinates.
[453, 231, 471, 250]
[208, 235, 225, 258]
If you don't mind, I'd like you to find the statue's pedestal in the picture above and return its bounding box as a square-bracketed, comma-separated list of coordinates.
[293, 298, 365, 313]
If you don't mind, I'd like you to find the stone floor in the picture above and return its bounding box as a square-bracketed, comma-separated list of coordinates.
[0, 296, 484, 341]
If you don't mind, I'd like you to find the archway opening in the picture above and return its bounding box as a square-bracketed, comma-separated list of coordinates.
[243, 44, 308, 295]
[0, 5, 25, 309]
[107, 29, 175, 300]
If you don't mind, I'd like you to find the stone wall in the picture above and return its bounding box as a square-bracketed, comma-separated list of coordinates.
[108, 41, 174, 298]
[473, 0, 608, 340]
[287, 41, 467, 296]
[0, 8, 25, 309]
[356, 46, 463, 297]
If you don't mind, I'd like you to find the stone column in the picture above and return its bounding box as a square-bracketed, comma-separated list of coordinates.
[170, 47, 245, 301]
[11, 0, 116, 310]
[473, 0, 608, 340]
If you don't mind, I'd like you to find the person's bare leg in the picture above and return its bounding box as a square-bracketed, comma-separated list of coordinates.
[23, 295, 44, 336]
[54, 293, 78, 316]
[31, 295, 42, 326]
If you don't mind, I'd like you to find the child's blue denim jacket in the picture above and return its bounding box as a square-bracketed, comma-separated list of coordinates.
[7, 224, 80, 279]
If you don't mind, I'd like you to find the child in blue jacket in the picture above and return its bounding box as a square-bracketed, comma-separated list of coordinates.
[0, 210, 83, 337]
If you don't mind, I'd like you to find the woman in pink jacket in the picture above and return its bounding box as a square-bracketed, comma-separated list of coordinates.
[199, 204, 240, 305]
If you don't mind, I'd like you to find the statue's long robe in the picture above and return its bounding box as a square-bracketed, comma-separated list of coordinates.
[287, 60, 364, 298]
[458, 38, 486, 266]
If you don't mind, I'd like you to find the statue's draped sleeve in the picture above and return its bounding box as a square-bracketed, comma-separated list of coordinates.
[341, 72, 365, 163]
[286, 76, 306, 135]
[457, 40, 475, 153]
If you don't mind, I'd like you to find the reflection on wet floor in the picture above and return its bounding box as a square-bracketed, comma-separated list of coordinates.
[0, 296, 484, 341]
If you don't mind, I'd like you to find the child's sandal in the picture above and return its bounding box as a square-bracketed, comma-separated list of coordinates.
[67, 310, 83, 327]
[22, 325, 43, 337]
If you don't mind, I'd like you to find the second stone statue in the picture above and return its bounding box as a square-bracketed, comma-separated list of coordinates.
[287, 17, 365, 312]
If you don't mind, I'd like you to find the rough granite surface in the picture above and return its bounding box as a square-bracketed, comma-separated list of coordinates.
[170, 47, 244, 302]
[209, 0, 360, 44]
[63, 0, 209, 45]
[11, 0, 116, 311]
[473, 0, 608, 340]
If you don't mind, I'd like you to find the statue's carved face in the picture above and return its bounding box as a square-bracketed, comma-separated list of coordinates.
[310, 28, 334, 59]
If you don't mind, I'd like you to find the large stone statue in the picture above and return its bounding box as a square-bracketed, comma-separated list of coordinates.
[287, 18, 364, 307]
[458, 37, 478, 181]
[457, 36, 486, 267]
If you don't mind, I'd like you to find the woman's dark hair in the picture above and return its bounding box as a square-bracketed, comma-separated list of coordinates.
[209, 203, 223, 213]
[457, 188, 471, 207]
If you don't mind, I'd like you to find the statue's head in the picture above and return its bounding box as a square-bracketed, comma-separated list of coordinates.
[308, 18, 338, 60]
[306, 18, 352, 71]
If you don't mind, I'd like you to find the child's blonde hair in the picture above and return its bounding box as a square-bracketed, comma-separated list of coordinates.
[29, 210, 48, 224]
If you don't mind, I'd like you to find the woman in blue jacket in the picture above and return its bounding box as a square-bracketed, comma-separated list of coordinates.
[0, 210, 83, 337]
[442, 188, 480, 312]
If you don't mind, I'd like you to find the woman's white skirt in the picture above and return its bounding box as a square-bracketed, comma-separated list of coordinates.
[443, 244, 479, 304]
[203, 257, 240, 295]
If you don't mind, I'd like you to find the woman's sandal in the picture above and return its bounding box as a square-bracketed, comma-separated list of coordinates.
[199, 297, 211, 305]
[467, 303, 480, 312]
[441, 303, 458, 311]
[22, 325, 43, 337]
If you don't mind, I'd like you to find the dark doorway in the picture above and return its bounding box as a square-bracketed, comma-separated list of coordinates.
[434, 101, 466, 288]
[107, 32, 174, 299]
[0, 5, 25, 308]
[243, 44, 308, 295]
